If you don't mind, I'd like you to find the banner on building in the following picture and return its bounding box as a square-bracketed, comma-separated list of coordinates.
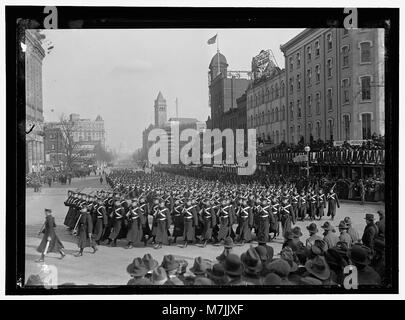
[251, 49, 277, 80]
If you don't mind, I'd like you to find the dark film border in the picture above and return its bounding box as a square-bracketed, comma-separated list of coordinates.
[6, 6, 399, 295]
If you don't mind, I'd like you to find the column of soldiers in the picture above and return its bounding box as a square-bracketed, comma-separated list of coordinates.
[62, 170, 340, 254]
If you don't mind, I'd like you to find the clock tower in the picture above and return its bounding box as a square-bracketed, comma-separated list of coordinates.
[154, 91, 167, 127]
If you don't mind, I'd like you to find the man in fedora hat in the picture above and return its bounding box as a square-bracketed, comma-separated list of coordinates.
[36, 208, 65, 262]
[263, 259, 292, 285]
[304, 255, 336, 285]
[321, 221, 339, 250]
[126, 257, 151, 285]
[241, 248, 263, 285]
[344, 217, 360, 244]
[142, 253, 159, 281]
[189, 256, 211, 278]
[362, 214, 378, 253]
[376, 210, 385, 238]
[348, 244, 381, 286]
[152, 267, 168, 285]
[207, 263, 228, 285]
[216, 236, 234, 263]
[337, 221, 352, 248]
[305, 222, 322, 248]
[223, 254, 252, 285]
[161, 255, 183, 285]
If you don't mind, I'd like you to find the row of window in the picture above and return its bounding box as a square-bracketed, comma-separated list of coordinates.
[257, 112, 372, 144]
[288, 36, 372, 71]
[248, 82, 285, 108]
[249, 106, 287, 127]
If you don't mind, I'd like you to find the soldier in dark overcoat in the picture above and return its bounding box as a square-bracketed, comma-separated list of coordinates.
[74, 207, 97, 257]
[327, 188, 340, 221]
[63, 191, 76, 229]
[199, 199, 216, 247]
[214, 199, 234, 245]
[36, 209, 65, 262]
[236, 199, 253, 244]
[125, 200, 146, 248]
[180, 199, 198, 248]
[106, 200, 125, 246]
[316, 188, 327, 220]
[153, 200, 172, 249]
[93, 199, 108, 244]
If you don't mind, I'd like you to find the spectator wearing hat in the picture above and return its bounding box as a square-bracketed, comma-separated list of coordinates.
[36, 208, 65, 262]
[126, 257, 151, 285]
[207, 263, 228, 285]
[304, 255, 336, 285]
[305, 223, 322, 248]
[161, 255, 183, 285]
[324, 243, 350, 285]
[337, 221, 352, 248]
[371, 238, 385, 284]
[264, 273, 282, 286]
[189, 256, 211, 278]
[241, 248, 263, 285]
[152, 267, 168, 285]
[255, 245, 272, 267]
[257, 241, 274, 261]
[223, 254, 252, 285]
[344, 217, 360, 244]
[376, 210, 385, 238]
[348, 244, 381, 286]
[194, 277, 214, 286]
[142, 253, 159, 280]
[289, 247, 309, 285]
[321, 221, 339, 249]
[362, 214, 378, 253]
[264, 259, 292, 285]
[216, 237, 234, 263]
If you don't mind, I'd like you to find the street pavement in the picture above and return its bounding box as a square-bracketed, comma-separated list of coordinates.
[25, 176, 385, 286]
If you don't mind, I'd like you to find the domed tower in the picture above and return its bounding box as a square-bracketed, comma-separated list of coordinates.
[208, 52, 228, 82]
[154, 91, 167, 127]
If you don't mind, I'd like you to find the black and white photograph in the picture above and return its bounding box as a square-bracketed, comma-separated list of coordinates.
[4, 4, 399, 299]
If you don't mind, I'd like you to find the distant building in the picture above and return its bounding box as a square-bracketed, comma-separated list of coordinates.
[280, 28, 385, 144]
[45, 114, 106, 167]
[43, 126, 66, 169]
[25, 30, 46, 173]
[208, 52, 251, 131]
[154, 91, 167, 127]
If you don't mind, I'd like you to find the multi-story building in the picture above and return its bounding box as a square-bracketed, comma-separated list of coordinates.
[208, 52, 250, 131]
[45, 114, 105, 167]
[43, 126, 66, 169]
[280, 28, 385, 144]
[25, 30, 46, 173]
[246, 64, 287, 146]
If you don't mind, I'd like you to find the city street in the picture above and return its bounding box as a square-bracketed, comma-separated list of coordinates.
[25, 175, 385, 286]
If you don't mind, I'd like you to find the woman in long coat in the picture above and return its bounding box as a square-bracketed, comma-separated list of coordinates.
[74, 207, 97, 257]
[126, 201, 146, 248]
[36, 209, 65, 262]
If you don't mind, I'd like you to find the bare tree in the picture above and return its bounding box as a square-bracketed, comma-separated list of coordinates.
[58, 114, 86, 171]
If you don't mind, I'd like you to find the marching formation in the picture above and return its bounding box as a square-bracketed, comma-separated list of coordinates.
[61, 169, 341, 254]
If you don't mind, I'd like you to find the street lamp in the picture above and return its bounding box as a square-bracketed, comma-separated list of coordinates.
[304, 145, 311, 177]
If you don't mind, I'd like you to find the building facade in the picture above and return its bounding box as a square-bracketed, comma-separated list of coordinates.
[280, 28, 385, 145]
[208, 52, 250, 131]
[246, 67, 287, 146]
[43, 126, 66, 169]
[25, 30, 46, 173]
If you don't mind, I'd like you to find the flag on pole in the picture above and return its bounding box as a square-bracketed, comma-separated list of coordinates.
[207, 34, 217, 45]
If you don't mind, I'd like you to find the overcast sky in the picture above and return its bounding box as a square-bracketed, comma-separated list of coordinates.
[42, 28, 304, 153]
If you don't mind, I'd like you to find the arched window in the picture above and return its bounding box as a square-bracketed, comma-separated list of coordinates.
[271, 109, 274, 122]
[328, 118, 334, 141]
[250, 115, 253, 128]
[308, 123, 313, 141]
[276, 130, 279, 144]
[261, 89, 265, 104]
[275, 107, 279, 122]
[261, 111, 265, 125]
[290, 102, 294, 120]
[270, 86, 274, 100]
[275, 83, 279, 98]
[316, 121, 321, 139]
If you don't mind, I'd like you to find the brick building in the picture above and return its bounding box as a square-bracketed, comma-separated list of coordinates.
[280, 28, 385, 145]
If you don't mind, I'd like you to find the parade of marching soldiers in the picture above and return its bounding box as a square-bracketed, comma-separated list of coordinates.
[61, 168, 341, 255]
